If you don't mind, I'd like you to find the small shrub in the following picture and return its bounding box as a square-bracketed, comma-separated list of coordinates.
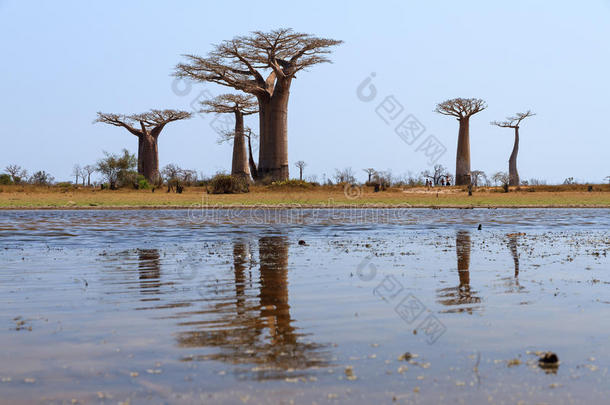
[0, 174, 13, 185]
[137, 175, 150, 190]
[207, 174, 249, 194]
[266, 179, 315, 190]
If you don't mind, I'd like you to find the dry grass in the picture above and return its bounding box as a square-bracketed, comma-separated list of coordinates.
[0, 184, 609, 208]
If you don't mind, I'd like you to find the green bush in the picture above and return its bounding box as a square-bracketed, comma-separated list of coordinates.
[266, 179, 315, 189]
[207, 174, 249, 194]
[137, 175, 150, 190]
[0, 174, 13, 185]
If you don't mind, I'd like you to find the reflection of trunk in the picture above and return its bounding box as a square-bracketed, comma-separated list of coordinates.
[233, 241, 248, 313]
[140, 134, 159, 183]
[259, 236, 295, 345]
[258, 80, 290, 181]
[456, 231, 471, 287]
[437, 231, 480, 313]
[138, 249, 161, 294]
[508, 127, 520, 186]
[508, 235, 519, 278]
[232, 112, 251, 180]
[455, 118, 471, 186]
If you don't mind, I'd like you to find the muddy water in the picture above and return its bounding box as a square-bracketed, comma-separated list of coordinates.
[0, 209, 609, 404]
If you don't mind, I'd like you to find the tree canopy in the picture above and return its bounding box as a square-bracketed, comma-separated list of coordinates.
[94, 109, 191, 137]
[491, 110, 535, 128]
[174, 28, 342, 98]
[435, 98, 487, 119]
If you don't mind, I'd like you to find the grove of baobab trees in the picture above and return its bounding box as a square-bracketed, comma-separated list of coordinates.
[95, 109, 191, 182]
[435, 98, 487, 186]
[491, 111, 535, 186]
[201, 94, 258, 181]
[175, 28, 342, 181]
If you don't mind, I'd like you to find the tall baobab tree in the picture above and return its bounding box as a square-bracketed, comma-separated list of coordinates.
[363, 168, 376, 183]
[294, 161, 306, 181]
[491, 110, 535, 186]
[94, 109, 191, 182]
[201, 94, 258, 180]
[435, 98, 487, 185]
[175, 28, 342, 181]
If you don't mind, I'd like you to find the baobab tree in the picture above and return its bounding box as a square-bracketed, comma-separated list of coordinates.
[201, 94, 258, 181]
[83, 165, 96, 186]
[72, 164, 81, 185]
[294, 161, 306, 181]
[491, 110, 535, 186]
[94, 109, 191, 182]
[175, 28, 342, 181]
[363, 168, 376, 183]
[435, 98, 487, 185]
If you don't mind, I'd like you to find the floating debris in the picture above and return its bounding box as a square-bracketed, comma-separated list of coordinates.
[538, 352, 560, 370]
[344, 366, 357, 380]
[398, 352, 414, 361]
[507, 358, 522, 367]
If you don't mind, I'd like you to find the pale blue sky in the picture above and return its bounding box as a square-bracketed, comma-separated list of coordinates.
[1, 0, 609, 183]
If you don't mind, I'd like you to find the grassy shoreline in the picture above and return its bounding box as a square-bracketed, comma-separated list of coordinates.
[1, 184, 609, 209]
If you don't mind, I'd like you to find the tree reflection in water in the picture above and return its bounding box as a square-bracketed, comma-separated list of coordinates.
[137, 249, 162, 296]
[437, 231, 482, 314]
[501, 233, 527, 293]
[175, 236, 330, 380]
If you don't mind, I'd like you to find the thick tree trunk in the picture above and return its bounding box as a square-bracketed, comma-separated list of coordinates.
[137, 136, 144, 175]
[299, 168, 303, 181]
[508, 127, 520, 186]
[256, 96, 269, 181]
[140, 134, 159, 183]
[247, 135, 258, 181]
[231, 112, 250, 180]
[258, 80, 290, 181]
[455, 118, 471, 186]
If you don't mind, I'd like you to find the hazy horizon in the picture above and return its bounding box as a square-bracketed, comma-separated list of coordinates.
[1, 0, 609, 184]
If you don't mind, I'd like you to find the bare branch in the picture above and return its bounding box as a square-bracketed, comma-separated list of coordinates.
[491, 110, 535, 128]
[94, 112, 142, 136]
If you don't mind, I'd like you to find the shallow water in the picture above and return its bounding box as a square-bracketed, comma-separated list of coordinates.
[1, 209, 609, 404]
